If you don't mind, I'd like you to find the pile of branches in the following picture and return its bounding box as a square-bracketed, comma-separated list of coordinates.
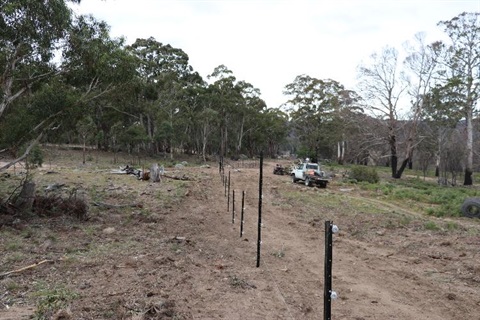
[33, 195, 89, 220]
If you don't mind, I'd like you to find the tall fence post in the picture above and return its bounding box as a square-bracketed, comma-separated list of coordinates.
[256, 152, 263, 268]
[232, 190, 235, 223]
[324, 221, 338, 320]
[240, 191, 245, 237]
[227, 171, 231, 212]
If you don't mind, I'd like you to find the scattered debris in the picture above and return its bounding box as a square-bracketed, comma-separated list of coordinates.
[45, 183, 65, 192]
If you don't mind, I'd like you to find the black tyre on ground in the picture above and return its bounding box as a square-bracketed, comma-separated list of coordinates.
[292, 174, 297, 183]
[461, 198, 480, 218]
[305, 177, 312, 187]
[318, 181, 327, 188]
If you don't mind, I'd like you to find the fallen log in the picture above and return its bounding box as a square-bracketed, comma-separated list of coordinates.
[163, 174, 193, 181]
[92, 201, 142, 209]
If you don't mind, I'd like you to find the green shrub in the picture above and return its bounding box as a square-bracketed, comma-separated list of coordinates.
[33, 285, 78, 320]
[350, 166, 379, 183]
[21, 144, 43, 168]
[30, 145, 43, 167]
[424, 221, 439, 231]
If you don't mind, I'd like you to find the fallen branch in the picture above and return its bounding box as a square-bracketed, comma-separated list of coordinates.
[92, 201, 142, 209]
[0, 259, 55, 278]
[163, 174, 193, 181]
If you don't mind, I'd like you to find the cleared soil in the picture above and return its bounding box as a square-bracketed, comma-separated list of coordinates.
[1, 155, 479, 319]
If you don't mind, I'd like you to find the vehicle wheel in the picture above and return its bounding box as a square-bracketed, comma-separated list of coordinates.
[318, 182, 327, 188]
[291, 175, 297, 183]
[461, 198, 480, 218]
[305, 177, 311, 187]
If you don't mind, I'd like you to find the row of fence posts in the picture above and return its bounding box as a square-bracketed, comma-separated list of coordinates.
[218, 154, 338, 319]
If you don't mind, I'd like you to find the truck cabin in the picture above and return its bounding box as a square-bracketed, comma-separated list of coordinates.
[296, 162, 320, 175]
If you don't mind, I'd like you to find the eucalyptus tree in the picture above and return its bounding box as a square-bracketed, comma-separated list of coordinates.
[357, 46, 408, 177]
[61, 14, 138, 151]
[436, 12, 480, 185]
[207, 65, 243, 158]
[0, 0, 82, 168]
[231, 81, 267, 156]
[76, 115, 95, 164]
[394, 33, 443, 178]
[284, 75, 359, 162]
[127, 37, 200, 157]
[259, 108, 289, 158]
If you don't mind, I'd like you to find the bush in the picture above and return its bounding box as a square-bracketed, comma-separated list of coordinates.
[29, 145, 43, 167]
[350, 166, 379, 183]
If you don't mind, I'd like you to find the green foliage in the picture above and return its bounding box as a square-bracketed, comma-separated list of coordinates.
[16, 143, 44, 168]
[32, 284, 79, 320]
[285, 75, 361, 160]
[424, 221, 440, 231]
[350, 166, 379, 183]
[271, 245, 286, 258]
[29, 144, 44, 167]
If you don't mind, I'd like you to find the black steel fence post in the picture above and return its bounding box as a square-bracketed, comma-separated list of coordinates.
[232, 190, 235, 223]
[240, 191, 245, 237]
[324, 221, 339, 320]
[227, 171, 231, 212]
[256, 152, 263, 268]
[324, 221, 333, 320]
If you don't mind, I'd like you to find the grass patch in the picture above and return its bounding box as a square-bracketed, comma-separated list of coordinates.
[228, 275, 256, 289]
[424, 221, 440, 231]
[271, 245, 286, 258]
[31, 283, 79, 320]
[345, 176, 480, 218]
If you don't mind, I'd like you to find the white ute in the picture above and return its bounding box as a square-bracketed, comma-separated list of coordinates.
[291, 162, 330, 188]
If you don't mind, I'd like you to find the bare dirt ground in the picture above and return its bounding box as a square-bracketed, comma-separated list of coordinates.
[1, 155, 479, 319]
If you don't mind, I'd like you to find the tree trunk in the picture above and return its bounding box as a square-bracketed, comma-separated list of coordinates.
[337, 141, 345, 165]
[464, 168, 473, 185]
[82, 138, 86, 164]
[395, 158, 409, 179]
[236, 116, 245, 155]
[463, 108, 473, 185]
[389, 134, 397, 178]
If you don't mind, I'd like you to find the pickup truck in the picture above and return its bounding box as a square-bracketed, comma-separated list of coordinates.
[291, 162, 330, 188]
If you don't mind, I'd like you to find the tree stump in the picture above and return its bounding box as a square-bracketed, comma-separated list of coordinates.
[150, 163, 162, 183]
[15, 181, 36, 213]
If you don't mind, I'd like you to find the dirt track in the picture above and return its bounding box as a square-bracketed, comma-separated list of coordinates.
[1, 159, 479, 319]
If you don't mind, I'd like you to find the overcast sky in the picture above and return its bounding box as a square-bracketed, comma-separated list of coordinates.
[72, 0, 479, 108]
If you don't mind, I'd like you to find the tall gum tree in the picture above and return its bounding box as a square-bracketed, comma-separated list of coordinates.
[127, 37, 199, 157]
[0, 0, 82, 170]
[395, 33, 443, 178]
[284, 74, 361, 162]
[357, 46, 408, 177]
[438, 12, 480, 185]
